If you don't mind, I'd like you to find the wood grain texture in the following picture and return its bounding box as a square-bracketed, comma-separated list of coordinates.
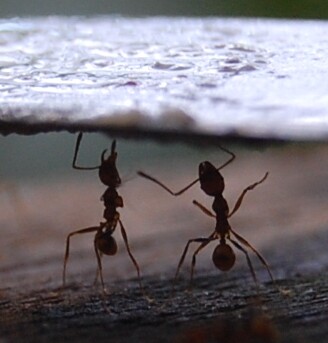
[1, 145, 328, 342]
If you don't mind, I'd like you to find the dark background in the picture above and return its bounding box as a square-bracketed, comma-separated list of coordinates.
[0, 0, 328, 18]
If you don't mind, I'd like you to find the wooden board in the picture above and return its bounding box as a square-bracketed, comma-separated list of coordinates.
[1, 17, 328, 142]
[1, 144, 328, 342]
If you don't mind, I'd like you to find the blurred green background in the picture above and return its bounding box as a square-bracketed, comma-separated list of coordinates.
[0, 133, 202, 182]
[0, 0, 328, 18]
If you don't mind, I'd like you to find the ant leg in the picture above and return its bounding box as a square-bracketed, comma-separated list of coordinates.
[72, 132, 100, 170]
[93, 251, 103, 285]
[174, 232, 216, 282]
[192, 200, 216, 218]
[216, 145, 236, 172]
[230, 229, 275, 284]
[228, 172, 269, 218]
[118, 219, 142, 291]
[94, 239, 106, 292]
[229, 238, 259, 291]
[137, 170, 199, 196]
[63, 226, 100, 287]
[138, 146, 235, 196]
[190, 234, 217, 285]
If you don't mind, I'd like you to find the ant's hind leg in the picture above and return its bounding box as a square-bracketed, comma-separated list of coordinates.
[94, 240, 106, 293]
[118, 219, 142, 291]
[229, 238, 259, 291]
[174, 233, 216, 283]
[190, 234, 216, 286]
[63, 226, 100, 287]
[230, 229, 275, 284]
[93, 251, 103, 286]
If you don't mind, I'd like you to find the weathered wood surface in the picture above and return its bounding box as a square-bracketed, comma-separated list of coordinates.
[1, 144, 328, 342]
[1, 17, 328, 142]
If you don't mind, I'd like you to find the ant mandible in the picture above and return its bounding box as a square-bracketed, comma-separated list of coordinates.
[63, 132, 142, 292]
[138, 146, 274, 290]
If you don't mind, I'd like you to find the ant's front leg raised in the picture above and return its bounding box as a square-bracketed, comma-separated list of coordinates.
[63, 225, 102, 287]
[215, 145, 236, 172]
[138, 146, 235, 197]
[72, 132, 100, 170]
[228, 172, 269, 218]
[137, 171, 195, 196]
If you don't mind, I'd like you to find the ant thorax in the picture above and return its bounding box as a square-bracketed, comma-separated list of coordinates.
[101, 188, 123, 208]
[212, 195, 229, 217]
[103, 215, 119, 232]
[101, 188, 123, 223]
[213, 195, 231, 236]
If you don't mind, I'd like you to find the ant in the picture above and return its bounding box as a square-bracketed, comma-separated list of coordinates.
[138, 146, 275, 290]
[63, 133, 142, 293]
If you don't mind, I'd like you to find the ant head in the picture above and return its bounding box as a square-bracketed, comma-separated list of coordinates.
[97, 231, 118, 256]
[98, 140, 121, 187]
[212, 242, 236, 271]
[199, 161, 225, 196]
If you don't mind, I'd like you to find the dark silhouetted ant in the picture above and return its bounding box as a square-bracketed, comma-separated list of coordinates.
[138, 146, 274, 290]
[63, 133, 141, 292]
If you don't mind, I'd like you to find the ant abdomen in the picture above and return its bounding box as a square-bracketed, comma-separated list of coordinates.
[97, 232, 118, 256]
[212, 243, 236, 271]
